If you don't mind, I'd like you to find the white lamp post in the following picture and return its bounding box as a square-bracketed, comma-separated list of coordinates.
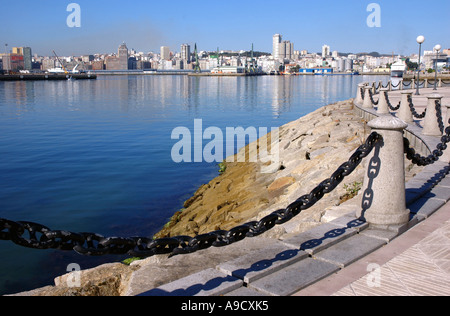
[434, 44, 441, 91]
[415, 35, 425, 95]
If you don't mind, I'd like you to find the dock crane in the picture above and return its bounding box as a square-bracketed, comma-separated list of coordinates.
[52, 50, 69, 74]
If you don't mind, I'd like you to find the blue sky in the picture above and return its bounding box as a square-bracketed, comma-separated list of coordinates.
[1, 0, 449, 56]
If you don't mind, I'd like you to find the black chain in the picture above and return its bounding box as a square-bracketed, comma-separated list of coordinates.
[368, 89, 379, 105]
[385, 92, 400, 111]
[402, 81, 411, 87]
[0, 132, 382, 259]
[436, 99, 445, 134]
[407, 94, 426, 119]
[404, 121, 450, 166]
[391, 81, 401, 88]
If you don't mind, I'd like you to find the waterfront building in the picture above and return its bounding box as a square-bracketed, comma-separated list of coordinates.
[161, 46, 170, 61]
[118, 42, 129, 69]
[322, 45, 330, 58]
[280, 41, 294, 60]
[106, 42, 129, 70]
[1, 53, 24, 71]
[181, 44, 191, 63]
[273, 34, 282, 60]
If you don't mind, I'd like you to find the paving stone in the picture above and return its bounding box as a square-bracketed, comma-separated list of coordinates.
[224, 286, 267, 296]
[425, 185, 450, 202]
[327, 216, 368, 232]
[359, 228, 399, 242]
[313, 234, 387, 268]
[217, 241, 307, 284]
[408, 196, 446, 219]
[281, 222, 358, 255]
[138, 268, 243, 297]
[248, 258, 340, 296]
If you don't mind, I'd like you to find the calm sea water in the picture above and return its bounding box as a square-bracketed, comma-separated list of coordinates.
[0, 74, 388, 295]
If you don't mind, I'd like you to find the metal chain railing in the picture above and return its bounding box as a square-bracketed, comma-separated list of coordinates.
[404, 121, 450, 166]
[436, 99, 445, 134]
[402, 81, 412, 87]
[407, 94, 427, 119]
[368, 89, 379, 105]
[0, 133, 383, 258]
[385, 91, 400, 111]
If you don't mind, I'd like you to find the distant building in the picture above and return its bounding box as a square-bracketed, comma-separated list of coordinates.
[1, 53, 24, 71]
[161, 46, 170, 60]
[106, 42, 129, 70]
[118, 43, 128, 69]
[273, 34, 282, 59]
[181, 44, 191, 63]
[280, 41, 294, 60]
[8, 47, 32, 70]
[322, 45, 330, 58]
[22, 47, 32, 70]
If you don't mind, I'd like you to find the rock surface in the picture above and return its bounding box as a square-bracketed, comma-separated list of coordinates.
[11, 99, 422, 296]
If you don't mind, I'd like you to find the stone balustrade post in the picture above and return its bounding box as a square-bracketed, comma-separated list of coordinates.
[438, 78, 442, 88]
[387, 81, 392, 91]
[357, 116, 409, 228]
[410, 79, 415, 91]
[398, 91, 414, 123]
[362, 86, 374, 109]
[355, 83, 365, 105]
[423, 94, 443, 136]
[424, 79, 428, 89]
[376, 88, 390, 114]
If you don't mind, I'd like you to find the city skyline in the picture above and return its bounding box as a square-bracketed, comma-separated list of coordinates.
[1, 0, 449, 57]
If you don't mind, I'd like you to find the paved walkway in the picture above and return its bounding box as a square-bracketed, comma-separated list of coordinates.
[295, 202, 450, 296]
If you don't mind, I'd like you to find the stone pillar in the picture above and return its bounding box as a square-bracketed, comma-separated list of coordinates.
[376, 88, 390, 115]
[398, 90, 414, 123]
[423, 94, 443, 136]
[357, 116, 409, 228]
[438, 78, 442, 88]
[424, 79, 428, 89]
[355, 84, 365, 105]
[362, 86, 373, 109]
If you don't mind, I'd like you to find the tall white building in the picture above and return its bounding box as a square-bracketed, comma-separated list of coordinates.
[161, 46, 170, 60]
[322, 45, 330, 58]
[181, 44, 191, 63]
[273, 34, 282, 59]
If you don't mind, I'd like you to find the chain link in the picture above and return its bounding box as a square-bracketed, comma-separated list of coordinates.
[385, 91, 400, 111]
[404, 121, 450, 166]
[407, 94, 426, 119]
[368, 89, 379, 105]
[0, 132, 382, 259]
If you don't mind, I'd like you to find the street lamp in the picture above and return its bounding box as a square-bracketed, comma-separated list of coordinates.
[415, 35, 425, 95]
[4, 44, 8, 73]
[433, 44, 441, 91]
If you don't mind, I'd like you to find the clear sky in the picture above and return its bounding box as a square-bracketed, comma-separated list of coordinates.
[1, 0, 449, 56]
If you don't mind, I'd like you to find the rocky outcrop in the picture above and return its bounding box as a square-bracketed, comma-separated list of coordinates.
[12, 99, 422, 296]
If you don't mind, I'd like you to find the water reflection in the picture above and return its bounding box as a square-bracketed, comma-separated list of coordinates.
[0, 74, 390, 295]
